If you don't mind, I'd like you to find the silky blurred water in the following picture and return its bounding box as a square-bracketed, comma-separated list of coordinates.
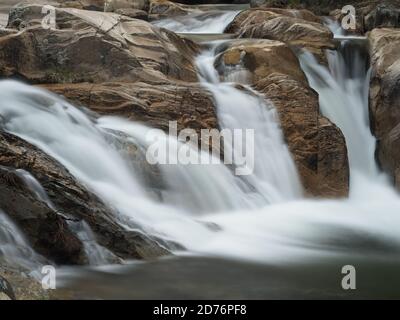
[0, 7, 400, 299]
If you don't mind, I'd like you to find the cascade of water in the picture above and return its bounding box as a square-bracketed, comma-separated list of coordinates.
[196, 45, 303, 203]
[0, 210, 45, 275]
[15, 169, 56, 210]
[67, 220, 119, 266]
[9, 168, 117, 265]
[2, 9, 400, 282]
[153, 10, 239, 34]
[298, 28, 383, 188]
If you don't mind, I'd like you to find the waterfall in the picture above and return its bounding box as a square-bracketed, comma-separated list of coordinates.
[298, 21, 385, 192]
[4, 167, 117, 266]
[0, 80, 270, 256]
[299, 48, 379, 179]
[196, 45, 303, 203]
[153, 10, 239, 34]
[2, 9, 400, 298]
[0, 210, 45, 276]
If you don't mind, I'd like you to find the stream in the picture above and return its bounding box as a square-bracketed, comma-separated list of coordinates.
[1, 6, 400, 299]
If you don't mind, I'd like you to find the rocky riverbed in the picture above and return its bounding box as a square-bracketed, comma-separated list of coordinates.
[0, 0, 399, 299]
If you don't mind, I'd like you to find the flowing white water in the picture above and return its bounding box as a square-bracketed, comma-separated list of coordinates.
[0, 210, 44, 275]
[299, 20, 383, 189]
[153, 10, 239, 33]
[1, 11, 400, 286]
[7, 168, 116, 266]
[0, 80, 275, 255]
[15, 169, 56, 210]
[196, 46, 302, 203]
[299, 50, 379, 180]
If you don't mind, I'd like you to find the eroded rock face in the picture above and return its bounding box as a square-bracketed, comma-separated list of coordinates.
[215, 39, 349, 197]
[149, 0, 197, 20]
[0, 131, 168, 262]
[225, 8, 335, 62]
[1, 5, 199, 83]
[40, 81, 220, 154]
[0, 165, 85, 265]
[368, 28, 400, 188]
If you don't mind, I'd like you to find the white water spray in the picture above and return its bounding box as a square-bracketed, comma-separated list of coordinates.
[153, 10, 239, 34]
[0, 210, 45, 274]
[196, 45, 303, 203]
[299, 19, 384, 189]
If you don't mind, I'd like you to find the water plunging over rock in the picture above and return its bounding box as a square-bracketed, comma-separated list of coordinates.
[197, 46, 303, 202]
[213, 39, 349, 197]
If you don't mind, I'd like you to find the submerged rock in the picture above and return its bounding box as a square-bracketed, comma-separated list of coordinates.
[368, 28, 400, 189]
[215, 39, 349, 197]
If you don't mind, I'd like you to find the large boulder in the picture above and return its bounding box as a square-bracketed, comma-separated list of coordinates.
[1, 5, 199, 83]
[40, 81, 220, 153]
[225, 8, 335, 62]
[0, 131, 168, 262]
[148, 0, 198, 20]
[215, 39, 349, 197]
[368, 28, 400, 188]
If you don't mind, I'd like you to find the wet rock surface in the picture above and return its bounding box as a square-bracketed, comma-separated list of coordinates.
[368, 28, 400, 189]
[225, 7, 335, 62]
[0, 131, 168, 262]
[41, 82, 219, 149]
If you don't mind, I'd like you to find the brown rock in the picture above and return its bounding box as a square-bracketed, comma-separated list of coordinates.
[368, 28, 400, 188]
[215, 39, 349, 197]
[0, 131, 168, 261]
[105, 0, 149, 12]
[114, 8, 149, 20]
[40, 81, 220, 153]
[1, 5, 199, 83]
[225, 8, 335, 62]
[0, 164, 86, 265]
[149, 0, 198, 20]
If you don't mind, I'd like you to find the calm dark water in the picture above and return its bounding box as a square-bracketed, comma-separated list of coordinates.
[57, 255, 400, 299]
